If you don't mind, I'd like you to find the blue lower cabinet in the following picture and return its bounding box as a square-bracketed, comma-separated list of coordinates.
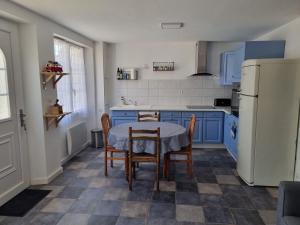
[224, 114, 238, 159]
[203, 117, 223, 144]
[182, 117, 203, 144]
[161, 117, 182, 125]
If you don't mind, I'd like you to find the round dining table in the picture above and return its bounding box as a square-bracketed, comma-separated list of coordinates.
[108, 122, 189, 155]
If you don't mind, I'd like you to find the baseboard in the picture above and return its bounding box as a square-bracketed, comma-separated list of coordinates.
[30, 166, 63, 185]
[193, 144, 225, 149]
[61, 141, 90, 165]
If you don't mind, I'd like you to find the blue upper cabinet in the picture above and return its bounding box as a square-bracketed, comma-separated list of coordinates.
[220, 41, 285, 85]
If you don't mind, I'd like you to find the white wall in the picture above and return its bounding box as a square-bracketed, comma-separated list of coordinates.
[0, 1, 97, 184]
[105, 41, 238, 107]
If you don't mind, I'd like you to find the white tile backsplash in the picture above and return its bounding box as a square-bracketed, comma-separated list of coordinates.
[109, 78, 232, 106]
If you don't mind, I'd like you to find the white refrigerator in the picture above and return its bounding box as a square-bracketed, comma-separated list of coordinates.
[237, 59, 300, 186]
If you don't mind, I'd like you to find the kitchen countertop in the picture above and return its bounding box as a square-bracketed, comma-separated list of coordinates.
[110, 105, 231, 114]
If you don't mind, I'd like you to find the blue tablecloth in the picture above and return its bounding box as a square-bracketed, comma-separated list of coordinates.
[108, 122, 189, 155]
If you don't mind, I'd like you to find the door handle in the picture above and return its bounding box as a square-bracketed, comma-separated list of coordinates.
[19, 109, 27, 131]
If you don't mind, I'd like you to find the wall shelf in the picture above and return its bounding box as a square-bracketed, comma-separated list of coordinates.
[153, 62, 174, 71]
[41, 72, 69, 89]
[44, 112, 71, 130]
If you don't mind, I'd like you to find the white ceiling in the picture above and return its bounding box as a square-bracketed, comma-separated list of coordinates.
[11, 0, 300, 42]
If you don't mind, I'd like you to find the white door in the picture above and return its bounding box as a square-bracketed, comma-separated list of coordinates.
[240, 65, 260, 96]
[0, 20, 29, 206]
[237, 94, 258, 185]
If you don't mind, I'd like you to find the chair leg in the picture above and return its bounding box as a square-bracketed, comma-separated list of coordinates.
[125, 152, 129, 181]
[104, 150, 108, 176]
[156, 160, 160, 191]
[136, 162, 140, 168]
[110, 152, 114, 168]
[166, 153, 170, 179]
[187, 152, 193, 177]
[129, 159, 132, 191]
[133, 162, 136, 179]
[163, 153, 168, 178]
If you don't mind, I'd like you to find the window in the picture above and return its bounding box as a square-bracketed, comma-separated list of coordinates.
[0, 48, 10, 120]
[54, 38, 87, 117]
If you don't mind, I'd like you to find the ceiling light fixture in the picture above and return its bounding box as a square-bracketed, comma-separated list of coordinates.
[161, 22, 184, 29]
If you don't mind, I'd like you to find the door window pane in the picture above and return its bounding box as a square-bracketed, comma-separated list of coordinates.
[0, 49, 11, 120]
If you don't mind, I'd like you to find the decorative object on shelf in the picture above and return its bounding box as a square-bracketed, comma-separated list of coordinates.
[44, 99, 71, 130]
[117, 68, 138, 80]
[41, 60, 69, 89]
[153, 62, 174, 71]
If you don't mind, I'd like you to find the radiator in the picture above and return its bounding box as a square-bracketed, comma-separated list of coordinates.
[67, 122, 88, 156]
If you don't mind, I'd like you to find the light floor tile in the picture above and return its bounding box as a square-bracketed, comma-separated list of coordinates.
[198, 183, 223, 195]
[216, 175, 241, 185]
[176, 204, 204, 223]
[41, 198, 75, 213]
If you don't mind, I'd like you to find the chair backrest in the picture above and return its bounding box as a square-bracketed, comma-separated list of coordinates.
[137, 112, 160, 122]
[188, 114, 197, 146]
[128, 127, 160, 156]
[101, 113, 111, 147]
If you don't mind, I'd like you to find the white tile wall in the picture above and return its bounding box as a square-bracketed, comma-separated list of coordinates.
[109, 77, 232, 106]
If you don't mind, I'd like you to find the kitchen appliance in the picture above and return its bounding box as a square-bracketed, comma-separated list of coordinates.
[231, 88, 240, 117]
[189, 42, 213, 76]
[214, 98, 231, 107]
[237, 58, 300, 186]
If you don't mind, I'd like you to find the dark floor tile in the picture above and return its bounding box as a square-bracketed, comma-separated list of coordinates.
[149, 203, 175, 219]
[176, 182, 198, 192]
[67, 177, 91, 188]
[249, 196, 277, 210]
[213, 168, 234, 175]
[93, 200, 122, 216]
[87, 215, 118, 225]
[198, 194, 227, 207]
[86, 162, 103, 169]
[127, 188, 153, 201]
[152, 191, 175, 203]
[57, 186, 84, 199]
[203, 207, 234, 224]
[116, 217, 145, 225]
[79, 188, 105, 200]
[68, 198, 98, 213]
[176, 192, 201, 205]
[193, 161, 211, 167]
[243, 186, 277, 209]
[147, 218, 178, 225]
[223, 193, 255, 209]
[27, 212, 63, 225]
[220, 184, 247, 196]
[231, 209, 265, 225]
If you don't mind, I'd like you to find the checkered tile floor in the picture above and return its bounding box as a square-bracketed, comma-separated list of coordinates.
[0, 148, 278, 225]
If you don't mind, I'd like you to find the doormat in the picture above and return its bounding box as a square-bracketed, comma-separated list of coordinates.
[0, 189, 50, 217]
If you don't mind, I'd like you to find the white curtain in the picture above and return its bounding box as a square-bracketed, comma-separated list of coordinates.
[54, 38, 88, 120]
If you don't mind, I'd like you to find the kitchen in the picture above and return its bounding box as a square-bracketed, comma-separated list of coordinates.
[0, 1, 300, 225]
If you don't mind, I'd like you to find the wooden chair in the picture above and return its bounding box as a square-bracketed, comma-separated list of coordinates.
[128, 127, 161, 191]
[163, 114, 196, 178]
[137, 112, 160, 122]
[101, 113, 128, 178]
